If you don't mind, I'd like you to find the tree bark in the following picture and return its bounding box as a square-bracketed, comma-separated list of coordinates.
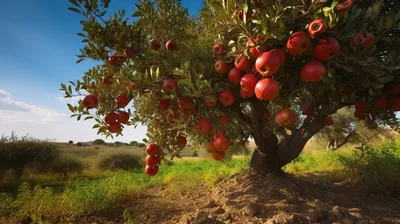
[250, 134, 284, 176]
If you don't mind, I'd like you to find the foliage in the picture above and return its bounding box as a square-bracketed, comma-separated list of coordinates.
[94, 152, 142, 171]
[93, 139, 105, 145]
[68, 140, 73, 144]
[39, 154, 85, 174]
[0, 133, 58, 178]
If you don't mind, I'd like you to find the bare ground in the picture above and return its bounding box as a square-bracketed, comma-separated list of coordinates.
[78, 173, 400, 224]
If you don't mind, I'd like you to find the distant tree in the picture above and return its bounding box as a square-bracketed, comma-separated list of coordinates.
[130, 141, 138, 146]
[93, 139, 105, 145]
[76, 142, 83, 147]
[68, 140, 73, 144]
[137, 143, 146, 148]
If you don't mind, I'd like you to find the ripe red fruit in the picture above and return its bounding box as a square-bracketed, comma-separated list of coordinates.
[354, 110, 364, 119]
[314, 37, 340, 62]
[213, 129, 224, 139]
[146, 143, 161, 155]
[264, 111, 271, 119]
[115, 94, 130, 107]
[101, 76, 111, 85]
[159, 99, 170, 111]
[108, 55, 121, 66]
[215, 60, 229, 75]
[165, 40, 177, 51]
[124, 47, 135, 58]
[302, 106, 313, 116]
[337, 0, 353, 11]
[211, 151, 225, 160]
[308, 19, 327, 36]
[255, 78, 280, 100]
[204, 95, 217, 107]
[228, 68, 243, 84]
[324, 116, 333, 126]
[363, 33, 376, 49]
[246, 38, 267, 58]
[301, 61, 326, 82]
[117, 111, 130, 124]
[255, 51, 282, 77]
[219, 90, 236, 106]
[219, 114, 229, 126]
[275, 109, 298, 127]
[162, 78, 178, 93]
[145, 165, 159, 176]
[129, 81, 137, 90]
[352, 32, 376, 49]
[234, 55, 253, 72]
[213, 43, 225, 56]
[206, 141, 215, 153]
[195, 117, 212, 135]
[146, 155, 160, 167]
[108, 123, 122, 133]
[286, 32, 311, 56]
[355, 100, 367, 112]
[391, 81, 400, 95]
[176, 135, 187, 148]
[263, 118, 269, 126]
[150, 39, 161, 50]
[392, 97, 400, 111]
[377, 96, 389, 109]
[167, 111, 176, 123]
[240, 74, 258, 92]
[104, 112, 118, 124]
[177, 96, 193, 110]
[240, 88, 253, 99]
[269, 49, 286, 66]
[213, 136, 229, 152]
[82, 94, 98, 109]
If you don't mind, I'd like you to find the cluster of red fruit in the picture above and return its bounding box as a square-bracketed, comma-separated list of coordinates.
[145, 143, 161, 176]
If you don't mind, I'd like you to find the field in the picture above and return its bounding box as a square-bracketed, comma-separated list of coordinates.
[0, 139, 400, 223]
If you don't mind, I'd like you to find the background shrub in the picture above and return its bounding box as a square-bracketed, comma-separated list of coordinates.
[93, 139, 105, 145]
[94, 152, 142, 171]
[39, 154, 84, 174]
[137, 143, 145, 148]
[76, 142, 83, 147]
[68, 140, 73, 144]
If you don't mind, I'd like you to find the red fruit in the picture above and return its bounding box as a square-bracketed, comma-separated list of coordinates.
[314, 37, 340, 62]
[324, 116, 333, 126]
[269, 49, 286, 66]
[352, 32, 376, 49]
[213, 136, 229, 152]
[108, 55, 121, 66]
[351, 33, 364, 49]
[228, 68, 243, 84]
[204, 95, 217, 107]
[146, 155, 160, 167]
[264, 111, 271, 119]
[150, 39, 161, 50]
[213, 129, 224, 139]
[146, 143, 161, 155]
[167, 111, 176, 123]
[176, 135, 187, 148]
[240, 74, 258, 92]
[240, 88, 253, 99]
[355, 101, 367, 112]
[145, 165, 159, 176]
[166, 40, 177, 51]
[117, 111, 130, 124]
[219, 90, 236, 106]
[255, 51, 282, 77]
[177, 96, 193, 110]
[104, 112, 118, 124]
[255, 78, 280, 101]
[124, 47, 135, 58]
[377, 96, 389, 109]
[101, 76, 111, 85]
[308, 19, 328, 36]
[246, 38, 267, 58]
[213, 43, 225, 56]
[363, 33, 376, 49]
[159, 99, 170, 111]
[206, 141, 215, 153]
[129, 81, 137, 90]
[263, 118, 269, 126]
[108, 123, 122, 133]
[392, 97, 400, 111]
[215, 60, 229, 75]
[337, 0, 353, 11]
[195, 117, 212, 135]
[302, 106, 313, 116]
[211, 151, 225, 160]
[286, 32, 311, 56]
[219, 114, 229, 126]
[162, 78, 178, 93]
[354, 110, 365, 119]
[391, 81, 400, 95]
[234, 55, 253, 72]
[275, 109, 298, 127]
[115, 94, 130, 107]
[301, 61, 326, 82]
[82, 94, 98, 109]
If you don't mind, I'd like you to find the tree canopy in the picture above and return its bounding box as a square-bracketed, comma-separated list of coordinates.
[62, 0, 400, 175]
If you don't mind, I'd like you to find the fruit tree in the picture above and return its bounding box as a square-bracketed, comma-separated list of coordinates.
[62, 0, 400, 176]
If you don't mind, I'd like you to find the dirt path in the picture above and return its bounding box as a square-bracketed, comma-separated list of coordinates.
[78, 173, 400, 224]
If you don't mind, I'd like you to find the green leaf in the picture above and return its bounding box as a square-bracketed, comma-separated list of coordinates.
[386, 16, 394, 30]
[77, 115, 82, 121]
[68, 7, 81, 14]
[377, 75, 394, 83]
[67, 104, 75, 113]
[68, 85, 72, 94]
[84, 116, 94, 120]
[395, 11, 400, 23]
[142, 138, 148, 143]
[335, 63, 354, 72]
[76, 58, 85, 64]
[77, 32, 86, 37]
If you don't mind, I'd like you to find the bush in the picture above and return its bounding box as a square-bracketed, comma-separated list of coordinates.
[40, 154, 84, 174]
[68, 140, 73, 144]
[76, 142, 83, 147]
[0, 133, 58, 178]
[93, 139, 105, 145]
[130, 141, 138, 146]
[137, 143, 145, 148]
[94, 152, 142, 171]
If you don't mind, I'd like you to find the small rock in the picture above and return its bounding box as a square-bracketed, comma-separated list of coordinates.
[307, 208, 325, 222]
[265, 213, 309, 224]
[202, 199, 217, 209]
[243, 202, 258, 217]
[313, 199, 330, 211]
[331, 206, 343, 221]
[349, 208, 362, 219]
[212, 206, 225, 215]
[342, 218, 353, 224]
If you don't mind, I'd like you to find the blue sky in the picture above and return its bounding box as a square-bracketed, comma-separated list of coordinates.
[0, 0, 203, 143]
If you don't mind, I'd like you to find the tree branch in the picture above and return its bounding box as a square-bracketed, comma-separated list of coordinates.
[331, 130, 355, 151]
